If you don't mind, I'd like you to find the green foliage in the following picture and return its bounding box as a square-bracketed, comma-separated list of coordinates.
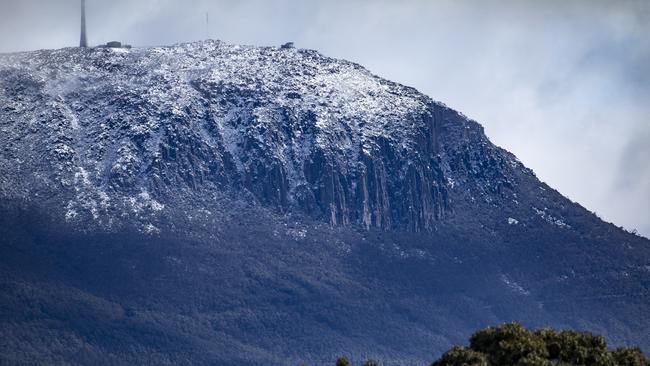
[336, 357, 352, 366]
[469, 323, 549, 365]
[535, 328, 612, 365]
[431, 346, 488, 366]
[612, 348, 650, 366]
[332, 357, 378, 366]
[432, 323, 650, 366]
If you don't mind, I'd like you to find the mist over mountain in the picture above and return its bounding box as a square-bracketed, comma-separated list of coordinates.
[0, 41, 648, 365]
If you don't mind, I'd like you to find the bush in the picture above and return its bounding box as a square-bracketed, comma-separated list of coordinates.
[431, 346, 488, 366]
[612, 348, 650, 366]
[336, 357, 351, 366]
[431, 323, 650, 366]
[469, 323, 548, 365]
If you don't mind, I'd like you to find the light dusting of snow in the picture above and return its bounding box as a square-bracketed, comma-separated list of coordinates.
[143, 223, 160, 234]
[533, 207, 571, 229]
[65, 206, 78, 221]
[446, 177, 456, 189]
[129, 189, 165, 215]
[74, 167, 91, 186]
[501, 274, 530, 295]
[286, 228, 307, 240]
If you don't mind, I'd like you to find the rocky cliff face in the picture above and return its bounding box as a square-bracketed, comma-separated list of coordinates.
[0, 41, 537, 233]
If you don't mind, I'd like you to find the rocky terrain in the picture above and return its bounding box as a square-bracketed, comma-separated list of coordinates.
[0, 41, 648, 365]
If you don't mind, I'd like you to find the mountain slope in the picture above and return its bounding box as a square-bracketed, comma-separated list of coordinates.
[0, 41, 649, 365]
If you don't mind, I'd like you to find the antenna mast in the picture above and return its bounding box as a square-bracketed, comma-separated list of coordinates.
[80, 0, 88, 47]
[206, 12, 209, 40]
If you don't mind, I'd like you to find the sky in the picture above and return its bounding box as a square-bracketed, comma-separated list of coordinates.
[1, 0, 648, 237]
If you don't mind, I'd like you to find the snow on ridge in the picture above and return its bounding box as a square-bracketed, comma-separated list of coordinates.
[500, 274, 530, 296]
[533, 207, 571, 229]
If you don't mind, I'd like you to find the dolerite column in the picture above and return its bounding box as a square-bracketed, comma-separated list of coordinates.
[80, 0, 88, 47]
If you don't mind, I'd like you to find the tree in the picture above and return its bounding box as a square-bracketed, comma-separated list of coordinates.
[431, 323, 650, 366]
[431, 346, 488, 366]
[611, 348, 650, 366]
[535, 328, 612, 365]
[469, 322, 548, 365]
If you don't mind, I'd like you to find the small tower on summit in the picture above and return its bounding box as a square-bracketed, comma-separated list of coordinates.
[206, 12, 209, 40]
[80, 0, 88, 47]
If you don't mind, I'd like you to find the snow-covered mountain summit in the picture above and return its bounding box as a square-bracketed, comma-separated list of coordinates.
[0, 40, 539, 233]
[1, 41, 649, 365]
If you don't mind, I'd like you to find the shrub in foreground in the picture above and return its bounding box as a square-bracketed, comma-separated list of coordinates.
[431, 323, 650, 366]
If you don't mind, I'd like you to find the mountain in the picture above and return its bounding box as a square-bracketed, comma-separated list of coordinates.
[0, 41, 648, 366]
